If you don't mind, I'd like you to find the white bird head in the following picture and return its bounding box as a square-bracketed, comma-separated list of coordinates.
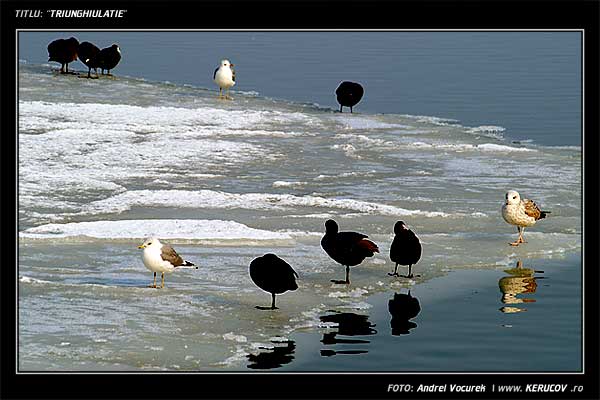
[505, 190, 521, 205]
[220, 59, 234, 68]
[138, 237, 161, 250]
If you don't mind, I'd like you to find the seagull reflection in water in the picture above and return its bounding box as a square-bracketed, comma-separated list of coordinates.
[499, 260, 543, 313]
[319, 311, 376, 357]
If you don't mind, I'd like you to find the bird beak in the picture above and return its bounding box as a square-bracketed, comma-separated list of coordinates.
[230, 63, 234, 67]
[138, 245, 145, 249]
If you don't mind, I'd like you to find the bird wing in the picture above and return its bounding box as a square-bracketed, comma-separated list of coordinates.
[337, 231, 368, 241]
[213, 67, 219, 80]
[523, 199, 543, 220]
[231, 68, 235, 82]
[160, 244, 185, 266]
[357, 239, 379, 253]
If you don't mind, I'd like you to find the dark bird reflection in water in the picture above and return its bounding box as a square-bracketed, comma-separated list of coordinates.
[247, 340, 296, 370]
[319, 311, 376, 357]
[388, 291, 421, 335]
[499, 260, 543, 313]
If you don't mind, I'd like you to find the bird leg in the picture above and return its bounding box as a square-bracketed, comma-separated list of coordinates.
[397, 264, 416, 279]
[350, 106, 353, 113]
[331, 266, 351, 284]
[160, 272, 165, 289]
[510, 227, 522, 246]
[255, 293, 279, 310]
[519, 227, 527, 243]
[148, 272, 157, 288]
[388, 263, 400, 277]
[340, 105, 343, 113]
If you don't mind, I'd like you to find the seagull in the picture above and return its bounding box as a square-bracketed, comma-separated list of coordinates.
[502, 190, 550, 246]
[214, 59, 236, 99]
[97, 44, 122, 76]
[47, 37, 79, 74]
[320, 219, 379, 284]
[389, 221, 422, 278]
[137, 237, 195, 288]
[249, 253, 298, 310]
[335, 81, 364, 113]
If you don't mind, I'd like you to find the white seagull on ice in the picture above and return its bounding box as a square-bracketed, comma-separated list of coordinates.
[501, 190, 550, 246]
[138, 237, 196, 288]
[214, 59, 236, 99]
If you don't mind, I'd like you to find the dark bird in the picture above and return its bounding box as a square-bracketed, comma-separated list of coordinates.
[388, 291, 421, 335]
[77, 41, 100, 78]
[389, 221, 422, 278]
[335, 81, 364, 113]
[321, 219, 379, 284]
[97, 44, 122, 75]
[47, 37, 79, 74]
[249, 254, 299, 310]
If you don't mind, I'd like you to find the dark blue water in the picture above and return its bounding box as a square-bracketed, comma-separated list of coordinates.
[249, 254, 582, 371]
[19, 31, 581, 146]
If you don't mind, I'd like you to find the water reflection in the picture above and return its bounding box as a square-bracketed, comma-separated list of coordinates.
[319, 311, 376, 357]
[499, 260, 542, 313]
[388, 291, 421, 335]
[247, 340, 296, 369]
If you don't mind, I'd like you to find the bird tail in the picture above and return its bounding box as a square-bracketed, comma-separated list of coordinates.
[540, 211, 551, 219]
[178, 260, 198, 269]
[358, 239, 379, 255]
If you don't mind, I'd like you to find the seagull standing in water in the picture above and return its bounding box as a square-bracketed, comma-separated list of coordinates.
[138, 237, 196, 288]
[501, 190, 550, 246]
[214, 59, 236, 99]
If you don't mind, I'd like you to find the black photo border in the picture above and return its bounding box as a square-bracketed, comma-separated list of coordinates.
[1, 1, 598, 399]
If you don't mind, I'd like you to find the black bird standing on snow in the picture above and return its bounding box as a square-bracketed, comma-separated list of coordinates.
[335, 81, 364, 113]
[47, 37, 79, 74]
[97, 44, 122, 75]
[388, 291, 421, 335]
[77, 41, 100, 78]
[389, 221, 422, 278]
[249, 254, 299, 310]
[321, 219, 379, 284]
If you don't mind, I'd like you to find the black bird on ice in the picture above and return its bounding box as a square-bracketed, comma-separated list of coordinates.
[97, 44, 122, 75]
[321, 219, 379, 284]
[389, 221, 422, 278]
[249, 254, 298, 310]
[77, 41, 100, 78]
[47, 37, 79, 74]
[335, 81, 364, 113]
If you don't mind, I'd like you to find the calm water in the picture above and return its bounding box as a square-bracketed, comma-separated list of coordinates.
[285, 254, 582, 372]
[19, 31, 581, 146]
[17, 32, 582, 372]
